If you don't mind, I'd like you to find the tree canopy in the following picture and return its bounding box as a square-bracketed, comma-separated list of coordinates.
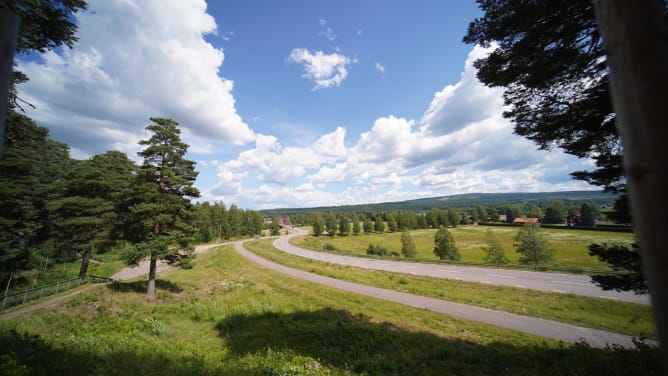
[464, 0, 623, 193]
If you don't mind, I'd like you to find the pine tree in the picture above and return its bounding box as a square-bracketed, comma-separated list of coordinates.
[124, 117, 199, 297]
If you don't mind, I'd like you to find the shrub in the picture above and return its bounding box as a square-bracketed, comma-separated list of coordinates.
[366, 244, 388, 256]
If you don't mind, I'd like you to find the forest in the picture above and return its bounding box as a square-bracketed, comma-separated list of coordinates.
[0, 112, 264, 292]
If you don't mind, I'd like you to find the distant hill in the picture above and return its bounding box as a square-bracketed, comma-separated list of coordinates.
[260, 191, 618, 217]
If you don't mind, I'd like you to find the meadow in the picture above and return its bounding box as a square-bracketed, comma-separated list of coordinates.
[0, 245, 660, 375]
[293, 225, 635, 271]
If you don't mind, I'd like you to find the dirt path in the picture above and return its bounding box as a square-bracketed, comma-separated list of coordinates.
[234, 238, 653, 349]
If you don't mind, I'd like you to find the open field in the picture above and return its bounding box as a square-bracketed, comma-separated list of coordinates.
[246, 239, 655, 339]
[0, 245, 660, 375]
[293, 225, 635, 270]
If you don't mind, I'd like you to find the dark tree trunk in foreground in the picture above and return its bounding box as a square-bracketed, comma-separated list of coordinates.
[147, 256, 157, 298]
[593, 0, 668, 368]
[78, 248, 91, 280]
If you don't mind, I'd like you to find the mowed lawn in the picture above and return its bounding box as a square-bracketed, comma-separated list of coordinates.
[293, 225, 635, 270]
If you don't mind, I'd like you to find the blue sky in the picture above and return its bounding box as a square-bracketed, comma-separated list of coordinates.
[16, 0, 596, 209]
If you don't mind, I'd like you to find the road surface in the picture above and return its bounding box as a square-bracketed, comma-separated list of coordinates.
[272, 228, 650, 305]
[235, 238, 652, 348]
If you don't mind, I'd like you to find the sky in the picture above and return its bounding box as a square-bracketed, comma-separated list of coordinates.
[16, 0, 597, 210]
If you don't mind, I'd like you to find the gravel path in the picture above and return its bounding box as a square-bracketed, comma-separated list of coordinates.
[235, 238, 653, 349]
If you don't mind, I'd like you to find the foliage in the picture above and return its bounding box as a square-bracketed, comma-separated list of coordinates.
[483, 229, 509, 266]
[337, 215, 350, 236]
[580, 203, 599, 227]
[324, 212, 337, 236]
[463, 0, 624, 194]
[543, 201, 566, 224]
[434, 226, 460, 261]
[269, 222, 280, 236]
[0, 112, 71, 277]
[366, 244, 388, 256]
[400, 230, 416, 258]
[373, 216, 385, 233]
[4, 0, 87, 110]
[362, 219, 373, 235]
[589, 243, 647, 294]
[351, 215, 360, 235]
[514, 223, 554, 267]
[311, 213, 324, 236]
[123, 118, 199, 296]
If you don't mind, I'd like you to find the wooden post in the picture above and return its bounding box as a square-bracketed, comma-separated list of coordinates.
[593, 0, 668, 368]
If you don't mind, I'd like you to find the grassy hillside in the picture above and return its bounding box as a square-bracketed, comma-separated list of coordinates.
[260, 190, 618, 216]
[0, 245, 659, 375]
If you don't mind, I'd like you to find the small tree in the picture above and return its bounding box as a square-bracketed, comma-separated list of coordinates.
[400, 230, 417, 258]
[312, 213, 324, 236]
[447, 208, 459, 228]
[351, 215, 361, 235]
[483, 229, 509, 267]
[269, 221, 280, 236]
[338, 215, 350, 236]
[580, 203, 599, 226]
[374, 216, 385, 233]
[434, 226, 460, 261]
[514, 223, 553, 268]
[363, 218, 374, 234]
[325, 212, 337, 236]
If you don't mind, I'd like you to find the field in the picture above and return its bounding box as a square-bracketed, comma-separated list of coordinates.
[293, 225, 635, 270]
[245, 239, 655, 338]
[0, 245, 660, 375]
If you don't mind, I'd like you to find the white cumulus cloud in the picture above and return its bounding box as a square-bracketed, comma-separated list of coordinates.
[288, 48, 351, 90]
[17, 0, 255, 158]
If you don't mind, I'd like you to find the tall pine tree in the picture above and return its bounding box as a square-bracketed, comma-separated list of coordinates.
[125, 118, 199, 297]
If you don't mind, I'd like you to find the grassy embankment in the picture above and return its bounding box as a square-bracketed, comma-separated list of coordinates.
[0, 245, 660, 375]
[246, 239, 655, 339]
[294, 225, 634, 270]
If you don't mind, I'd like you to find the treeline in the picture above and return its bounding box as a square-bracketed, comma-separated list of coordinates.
[0, 112, 261, 289]
[290, 201, 622, 236]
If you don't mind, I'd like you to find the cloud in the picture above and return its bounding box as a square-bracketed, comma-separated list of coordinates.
[375, 62, 385, 76]
[318, 18, 336, 41]
[208, 44, 595, 209]
[288, 48, 351, 90]
[421, 44, 503, 136]
[17, 0, 255, 159]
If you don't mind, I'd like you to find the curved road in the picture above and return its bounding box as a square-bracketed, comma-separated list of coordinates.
[273, 228, 650, 305]
[234, 238, 652, 349]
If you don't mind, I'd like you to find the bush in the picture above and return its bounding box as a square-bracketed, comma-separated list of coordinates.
[323, 243, 337, 251]
[366, 244, 388, 256]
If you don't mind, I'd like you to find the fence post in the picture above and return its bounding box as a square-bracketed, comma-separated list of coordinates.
[22, 290, 28, 304]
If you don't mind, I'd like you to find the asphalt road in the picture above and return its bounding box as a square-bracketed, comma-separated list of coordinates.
[235, 238, 651, 348]
[273, 228, 650, 305]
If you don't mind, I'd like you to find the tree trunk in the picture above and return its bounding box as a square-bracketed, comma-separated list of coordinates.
[593, 0, 668, 368]
[78, 248, 91, 280]
[147, 255, 157, 297]
[0, 9, 20, 154]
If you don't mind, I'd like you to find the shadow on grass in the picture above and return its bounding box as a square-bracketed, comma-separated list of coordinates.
[0, 329, 220, 376]
[217, 308, 661, 375]
[106, 279, 183, 294]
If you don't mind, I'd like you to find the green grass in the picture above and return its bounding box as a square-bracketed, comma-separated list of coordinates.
[0, 245, 660, 375]
[294, 225, 635, 270]
[246, 239, 655, 339]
